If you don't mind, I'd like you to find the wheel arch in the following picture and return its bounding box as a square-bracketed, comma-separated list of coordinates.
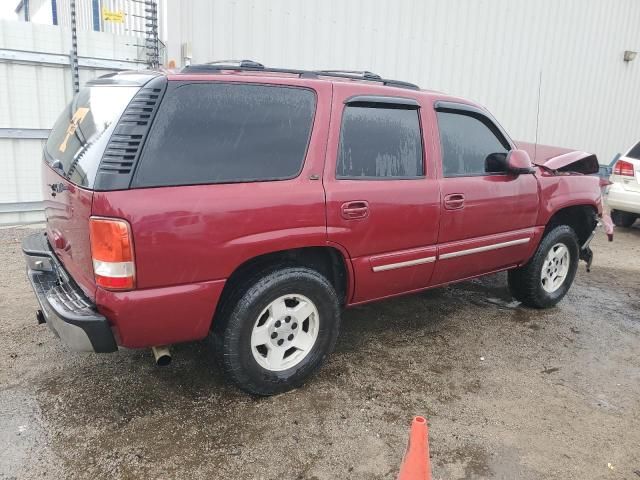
[211, 246, 352, 332]
[543, 204, 598, 246]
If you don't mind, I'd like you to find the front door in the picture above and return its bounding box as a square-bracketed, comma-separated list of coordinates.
[430, 104, 539, 285]
[324, 84, 441, 303]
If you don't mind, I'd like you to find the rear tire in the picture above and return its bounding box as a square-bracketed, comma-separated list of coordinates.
[508, 225, 580, 309]
[611, 210, 637, 228]
[211, 267, 341, 396]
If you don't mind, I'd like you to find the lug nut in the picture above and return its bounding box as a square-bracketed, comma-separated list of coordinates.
[271, 332, 277, 339]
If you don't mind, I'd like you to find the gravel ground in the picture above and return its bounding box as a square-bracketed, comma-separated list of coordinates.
[1, 224, 639, 480]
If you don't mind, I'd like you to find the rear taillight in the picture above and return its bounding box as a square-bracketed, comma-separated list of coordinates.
[613, 160, 635, 177]
[89, 217, 135, 290]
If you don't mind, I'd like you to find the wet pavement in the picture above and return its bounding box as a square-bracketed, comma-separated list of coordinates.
[1, 225, 639, 479]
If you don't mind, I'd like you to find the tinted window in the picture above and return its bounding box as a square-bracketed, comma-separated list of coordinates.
[627, 141, 640, 160]
[45, 86, 139, 187]
[337, 106, 423, 178]
[437, 111, 510, 177]
[133, 83, 316, 187]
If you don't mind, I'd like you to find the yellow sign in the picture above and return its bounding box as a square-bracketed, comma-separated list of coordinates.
[102, 8, 125, 23]
[59, 107, 89, 153]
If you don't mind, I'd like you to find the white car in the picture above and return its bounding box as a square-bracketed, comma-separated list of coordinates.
[607, 141, 640, 227]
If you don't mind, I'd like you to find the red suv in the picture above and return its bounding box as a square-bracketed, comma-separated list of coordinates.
[23, 61, 610, 395]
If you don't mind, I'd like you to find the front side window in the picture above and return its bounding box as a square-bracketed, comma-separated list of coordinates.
[133, 83, 316, 187]
[436, 111, 510, 177]
[337, 106, 424, 179]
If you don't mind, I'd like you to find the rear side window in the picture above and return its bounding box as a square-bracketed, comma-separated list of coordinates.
[627, 141, 640, 160]
[337, 106, 424, 179]
[45, 86, 139, 187]
[437, 111, 510, 177]
[133, 83, 316, 187]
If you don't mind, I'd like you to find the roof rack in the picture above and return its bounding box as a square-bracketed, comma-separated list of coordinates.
[180, 60, 420, 90]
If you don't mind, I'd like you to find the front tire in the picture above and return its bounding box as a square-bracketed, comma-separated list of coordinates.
[212, 267, 341, 396]
[611, 210, 637, 228]
[508, 225, 580, 308]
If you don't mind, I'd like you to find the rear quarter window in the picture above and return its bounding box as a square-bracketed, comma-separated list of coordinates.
[45, 86, 139, 187]
[132, 83, 316, 187]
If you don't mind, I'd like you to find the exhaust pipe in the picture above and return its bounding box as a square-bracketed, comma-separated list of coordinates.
[36, 310, 46, 325]
[151, 345, 172, 366]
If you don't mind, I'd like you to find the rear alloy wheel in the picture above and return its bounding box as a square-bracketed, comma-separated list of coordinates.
[213, 267, 341, 396]
[611, 210, 637, 228]
[508, 225, 579, 308]
[250, 294, 319, 372]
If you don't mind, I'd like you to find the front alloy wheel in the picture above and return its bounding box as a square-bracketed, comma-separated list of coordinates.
[540, 243, 570, 293]
[508, 225, 580, 308]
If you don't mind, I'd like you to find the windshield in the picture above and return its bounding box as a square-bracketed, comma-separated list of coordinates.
[45, 85, 139, 188]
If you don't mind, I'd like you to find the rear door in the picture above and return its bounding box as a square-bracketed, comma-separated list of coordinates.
[43, 83, 140, 298]
[324, 84, 441, 303]
[431, 102, 539, 285]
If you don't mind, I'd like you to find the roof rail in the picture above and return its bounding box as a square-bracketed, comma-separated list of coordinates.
[180, 61, 420, 90]
[316, 70, 382, 80]
[205, 59, 265, 69]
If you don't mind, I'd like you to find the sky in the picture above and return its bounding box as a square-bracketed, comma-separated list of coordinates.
[0, 0, 19, 20]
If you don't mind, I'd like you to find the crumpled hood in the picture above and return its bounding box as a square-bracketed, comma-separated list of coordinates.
[516, 141, 599, 174]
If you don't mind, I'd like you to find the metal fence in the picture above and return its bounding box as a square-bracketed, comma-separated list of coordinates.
[0, 0, 158, 225]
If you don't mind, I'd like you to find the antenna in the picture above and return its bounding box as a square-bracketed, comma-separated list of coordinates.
[534, 70, 542, 162]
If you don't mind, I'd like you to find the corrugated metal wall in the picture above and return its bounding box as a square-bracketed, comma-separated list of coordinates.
[55, 0, 95, 29]
[0, 19, 145, 225]
[54, 0, 150, 38]
[164, 0, 640, 166]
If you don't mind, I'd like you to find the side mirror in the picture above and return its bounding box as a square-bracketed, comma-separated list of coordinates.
[506, 149, 534, 174]
[485, 152, 508, 173]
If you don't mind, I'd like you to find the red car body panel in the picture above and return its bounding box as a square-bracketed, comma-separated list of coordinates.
[535, 173, 603, 224]
[42, 163, 96, 300]
[40, 71, 606, 349]
[96, 280, 225, 348]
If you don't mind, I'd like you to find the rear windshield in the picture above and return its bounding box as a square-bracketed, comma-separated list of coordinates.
[627, 141, 640, 160]
[45, 85, 139, 187]
[132, 83, 316, 187]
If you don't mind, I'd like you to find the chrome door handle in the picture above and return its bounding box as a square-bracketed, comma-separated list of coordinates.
[341, 201, 369, 219]
[444, 193, 465, 210]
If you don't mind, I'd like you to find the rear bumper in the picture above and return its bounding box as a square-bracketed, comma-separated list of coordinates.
[606, 183, 640, 215]
[22, 232, 117, 353]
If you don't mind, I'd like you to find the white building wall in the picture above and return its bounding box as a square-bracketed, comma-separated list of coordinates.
[164, 0, 640, 165]
[28, 0, 55, 24]
[0, 19, 145, 224]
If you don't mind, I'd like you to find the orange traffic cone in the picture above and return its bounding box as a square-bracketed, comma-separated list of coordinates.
[397, 416, 431, 480]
